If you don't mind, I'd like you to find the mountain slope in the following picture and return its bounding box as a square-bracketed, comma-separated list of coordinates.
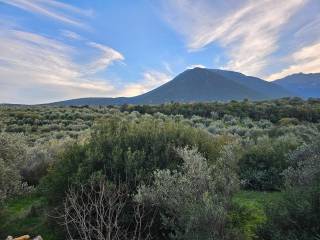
[50, 68, 295, 106]
[211, 69, 293, 99]
[129, 68, 267, 104]
[274, 73, 320, 98]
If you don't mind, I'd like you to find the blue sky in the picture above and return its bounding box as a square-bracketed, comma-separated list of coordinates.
[0, 0, 319, 104]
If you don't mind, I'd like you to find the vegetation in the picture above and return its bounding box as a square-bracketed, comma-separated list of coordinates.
[0, 98, 319, 239]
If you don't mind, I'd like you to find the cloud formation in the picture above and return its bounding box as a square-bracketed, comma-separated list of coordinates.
[1, 0, 318, 103]
[187, 64, 206, 69]
[0, 0, 91, 28]
[86, 42, 125, 74]
[267, 41, 320, 80]
[160, 0, 307, 76]
[0, 22, 169, 103]
[0, 28, 123, 104]
[0, 0, 174, 103]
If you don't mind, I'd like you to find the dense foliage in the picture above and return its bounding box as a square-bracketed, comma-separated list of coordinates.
[120, 98, 320, 123]
[0, 98, 319, 239]
[259, 140, 320, 240]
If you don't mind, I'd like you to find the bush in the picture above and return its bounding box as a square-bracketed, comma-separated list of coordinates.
[283, 139, 320, 187]
[0, 133, 31, 203]
[239, 135, 300, 190]
[39, 116, 236, 239]
[259, 187, 320, 240]
[135, 146, 239, 240]
[258, 139, 320, 240]
[40, 116, 233, 205]
[21, 138, 73, 185]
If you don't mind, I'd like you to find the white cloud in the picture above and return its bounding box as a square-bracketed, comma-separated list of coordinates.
[267, 41, 320, 80]
[187, 64, 206, 69]
[86, 42, 124, 74]
[0, 0, 90, 28]
[160, 0, 306, 76]
[59, 31, 125, 74]
[121, 70, 172, 97]
[40, 0, 93, 17]
[0, 28, 124, 104]
[163, 61, 174, 74]
[0, 25, 170, 103]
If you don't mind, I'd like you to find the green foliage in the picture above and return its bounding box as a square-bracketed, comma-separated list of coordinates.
[0, 133, 32, 203]
[239, 134, 300, 190]
[259, 187, 320, 240]
[120, 98, 320, 123]
[0, 100, 319, 239]
[0, 194, 60, 240]
[22, 138, 74, 185]
[135, 146, 239, 240]
[258, 139, 320, 240]
[231, 191, 282, 240]
[230, 200, 266, 240]
[40, 116, 232, 206]
[283, 139, 320, 187]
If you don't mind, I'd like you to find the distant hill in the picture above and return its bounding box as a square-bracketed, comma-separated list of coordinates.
[274, 73, 320, 98]
[210, 69, 292, 99]
[50, 68, 294, 106]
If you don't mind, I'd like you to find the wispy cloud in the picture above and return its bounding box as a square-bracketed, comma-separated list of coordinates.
[0, 1, 171, 103]
[0, 21, 169, 103]
[267, 41, 320, 80]
[60, 29, 83, 40]
[86, 42, 125, 74]
[0, 28, 123, 104]
[159, 0, 307, 76]
[0, 0, 90, 28]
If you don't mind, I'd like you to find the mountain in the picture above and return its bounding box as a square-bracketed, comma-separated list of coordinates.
[51, 68, 294, 106]
[274, 73, 320, 98]
[210, 69, 292, 99]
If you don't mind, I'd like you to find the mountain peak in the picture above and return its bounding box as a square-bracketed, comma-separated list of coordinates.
[51, 69, 294, 106]
[274, 72, 320, 98]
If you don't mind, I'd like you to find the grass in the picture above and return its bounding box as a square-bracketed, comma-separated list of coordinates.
[0, 194, 60, 240]
[0, 190, 283, 240]
[234, 190, 283, 207]
[230, 190, 283, 240]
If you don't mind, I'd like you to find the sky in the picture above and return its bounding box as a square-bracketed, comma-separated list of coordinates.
[0, 0, 319, 104]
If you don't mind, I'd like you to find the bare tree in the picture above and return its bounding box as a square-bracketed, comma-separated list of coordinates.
[63, 178, 157, 240]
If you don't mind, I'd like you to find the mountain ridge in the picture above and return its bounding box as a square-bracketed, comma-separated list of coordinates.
[274, 72, 320, 98]
[49, 68, 295, 106]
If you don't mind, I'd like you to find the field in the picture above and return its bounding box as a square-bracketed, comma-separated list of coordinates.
[0, 98, 319, 240]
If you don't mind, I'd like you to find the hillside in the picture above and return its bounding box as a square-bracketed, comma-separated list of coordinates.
[274, 73, 320, 98]
[51, 68, 293, 106]
[210, 69, 292, 99]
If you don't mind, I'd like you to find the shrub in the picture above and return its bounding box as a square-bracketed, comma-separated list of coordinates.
[258, 139, 320, 240]
[0, 133, 31, 203]
[21, 138, 74, 185]
[39, 116, 236, 239]
[283, 139, 320, 187]
[135, 146, 239, 240]
[40, 116, 233, 205]
[239, 135, 300, 190]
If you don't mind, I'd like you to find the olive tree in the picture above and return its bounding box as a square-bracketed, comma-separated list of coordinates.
[135, 145, 239, 240]
[0, 133, 31, 203]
